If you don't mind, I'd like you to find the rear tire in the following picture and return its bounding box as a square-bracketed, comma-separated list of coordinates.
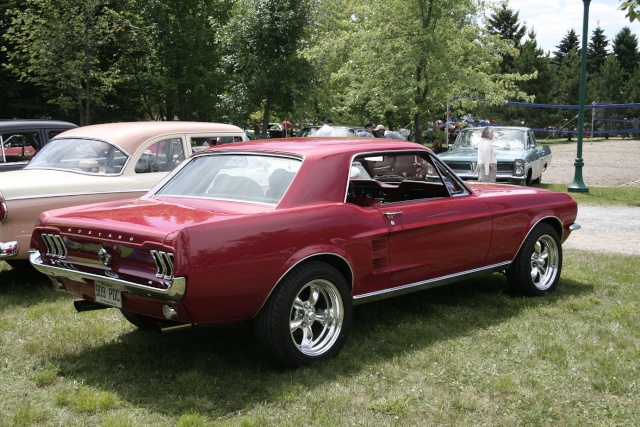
[506, 223, 562, 296]
[255, 261, 352, 368]
[120, 310, 160, 331]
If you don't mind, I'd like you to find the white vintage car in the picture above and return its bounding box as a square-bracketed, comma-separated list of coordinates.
[438, 126, 552, 185]
[0, 121, 248, 268]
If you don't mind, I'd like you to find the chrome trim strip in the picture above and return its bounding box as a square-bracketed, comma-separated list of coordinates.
[29, 251, 186, 302]
[569, 223, 581, 231]
[0, 241, 19, 258]
[6, 189, 151, 202]
[353, 262, 510, 305]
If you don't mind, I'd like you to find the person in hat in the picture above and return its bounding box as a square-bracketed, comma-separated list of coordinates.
[357, 122, 375, 137]
[315, 118, 335, 137]
[373, 124, 386, 138]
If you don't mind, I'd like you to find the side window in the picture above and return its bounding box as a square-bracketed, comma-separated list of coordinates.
[135, 138, 185, 174]
[347, 152, 468, 206]
[0, 131, 41, 163]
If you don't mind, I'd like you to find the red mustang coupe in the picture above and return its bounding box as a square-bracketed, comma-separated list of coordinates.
[29, 138, 579, 367]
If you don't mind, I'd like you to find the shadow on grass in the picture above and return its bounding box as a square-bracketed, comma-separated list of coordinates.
[0, 264, 70, 308]
[47, 272, 592, 419]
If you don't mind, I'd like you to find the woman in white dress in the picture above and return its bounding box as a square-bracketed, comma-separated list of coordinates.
[476, 126, 497, 182]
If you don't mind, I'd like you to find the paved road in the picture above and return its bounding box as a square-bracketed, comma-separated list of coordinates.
[562, 205, 640, 256]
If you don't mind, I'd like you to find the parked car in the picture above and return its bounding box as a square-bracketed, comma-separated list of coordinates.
[437, 126, 552, 185]
[0, 119, 78, 172]
[0, 121, 248, 268]
[297, 125, 357, 137]
[29, 138, 579, 367]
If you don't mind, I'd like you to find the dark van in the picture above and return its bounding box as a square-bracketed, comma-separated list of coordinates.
[0, 120, 78, 172]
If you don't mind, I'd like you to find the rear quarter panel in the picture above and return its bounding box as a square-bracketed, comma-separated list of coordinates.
[176, 203, 390, 323]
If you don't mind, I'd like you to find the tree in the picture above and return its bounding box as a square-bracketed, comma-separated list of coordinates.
[304, 0, 531, 143]
[512, 30, 556, 128]
[138, 0, 231, 122]
[612, 26, 640, 75]
[587, 26, 609, 75]
[486, 1, 526, 74]
[3, 0, 126, 125]
[619, 0, 639, 22]
[222, 0, 315, 136]
[553, 29, 580, 65]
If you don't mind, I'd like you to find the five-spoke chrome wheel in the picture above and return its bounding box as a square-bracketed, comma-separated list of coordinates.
[507, 223, 562, 296]
[289, 279, 344, 357]
[255, 261, 352, 368]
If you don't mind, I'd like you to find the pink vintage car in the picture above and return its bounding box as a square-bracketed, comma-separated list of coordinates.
[0, 121, 248, 268]
[29, 138, 579, 367]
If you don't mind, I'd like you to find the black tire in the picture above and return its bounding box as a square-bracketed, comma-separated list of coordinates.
[506, 223, 562, 296]
[530, 174, 542, 185]
[120, 310, 160, 331]
[255, 260, 352, 368]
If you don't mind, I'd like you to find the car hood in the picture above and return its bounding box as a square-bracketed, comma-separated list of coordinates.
[41, 197, 273, 242]
[0, 168, 151, 199]
[439, 147, 527, 161]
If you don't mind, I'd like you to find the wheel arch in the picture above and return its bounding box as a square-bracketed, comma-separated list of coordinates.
[511, 216, 563, 263]
[253, 252, 355, 318]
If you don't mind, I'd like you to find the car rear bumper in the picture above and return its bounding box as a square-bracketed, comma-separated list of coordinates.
[29, 250, 186, 302]
[0, 241, 18, 258]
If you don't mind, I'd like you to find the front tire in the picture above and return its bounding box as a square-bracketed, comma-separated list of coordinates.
[255, 261, 352, 368]
[506, 223, 562, 296]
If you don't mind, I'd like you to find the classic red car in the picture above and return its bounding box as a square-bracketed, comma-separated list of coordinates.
[29, 138, 579, 367]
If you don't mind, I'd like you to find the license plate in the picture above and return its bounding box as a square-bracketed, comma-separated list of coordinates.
[95, 282, 123, 308]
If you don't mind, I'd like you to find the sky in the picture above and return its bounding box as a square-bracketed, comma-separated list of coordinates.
[489, 0, 640, 54]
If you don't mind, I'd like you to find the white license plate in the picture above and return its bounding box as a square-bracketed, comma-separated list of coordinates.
[95, 282, 123, 308]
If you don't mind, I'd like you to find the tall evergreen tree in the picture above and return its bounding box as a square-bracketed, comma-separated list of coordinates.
[513, 30, 556, 127]
[612, 26, 640, 75]
[587, 26, 609, 75]
[553, 29, 580, 65]
[486, 1, 527, 73]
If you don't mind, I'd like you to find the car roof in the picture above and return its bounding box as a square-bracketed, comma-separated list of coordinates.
[202, 137, 427, 159]
[462, 126, 530, 132]
[0, 119, 78, 131]
[52, 121, 245, 154]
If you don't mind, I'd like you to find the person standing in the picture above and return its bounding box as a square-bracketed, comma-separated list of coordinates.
[357, 122, 375, 137]
[315, 118, 335, 136]
[476, 126, 497, 182]
[373, 124, 386, 138]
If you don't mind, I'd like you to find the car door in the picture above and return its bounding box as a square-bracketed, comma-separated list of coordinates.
[369, 153, 494, 288]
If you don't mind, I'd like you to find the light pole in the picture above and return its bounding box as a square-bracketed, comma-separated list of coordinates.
[568, 0, 590, 193]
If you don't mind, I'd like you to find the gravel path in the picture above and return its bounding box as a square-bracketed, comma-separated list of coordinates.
[539, 138, 640, 256]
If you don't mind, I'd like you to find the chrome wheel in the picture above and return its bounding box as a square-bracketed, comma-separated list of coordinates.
[290, 279, 344, 357]
[255, 260, 352, 367]
[506, 223, 562, 296]
[530, 235, 559, 291]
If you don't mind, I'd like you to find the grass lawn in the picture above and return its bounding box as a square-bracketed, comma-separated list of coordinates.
[1, 247, 638, 427]
[1, 185, 638, 426]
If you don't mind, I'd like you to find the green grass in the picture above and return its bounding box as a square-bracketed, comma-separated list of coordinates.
[1, 182, 637, 425]
[1, 247, 639, 426]
[533, 183, 640, 207]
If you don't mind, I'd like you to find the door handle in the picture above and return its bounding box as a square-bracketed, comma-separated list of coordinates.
[383, 211, 403, 220]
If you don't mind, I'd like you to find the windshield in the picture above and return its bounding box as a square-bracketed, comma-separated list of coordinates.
[25, 138, 128, 175]
[155, 153, 302, 204]
[454, 129, 526, 150]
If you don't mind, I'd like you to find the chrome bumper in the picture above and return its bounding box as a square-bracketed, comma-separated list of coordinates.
[0, 241, 18, 258]
[29, 251, 186, 302]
